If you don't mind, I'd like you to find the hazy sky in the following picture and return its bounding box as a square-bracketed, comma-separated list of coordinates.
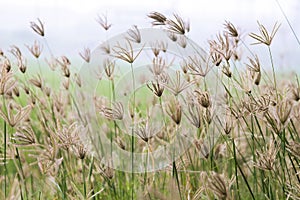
[0, 0, 299, 69]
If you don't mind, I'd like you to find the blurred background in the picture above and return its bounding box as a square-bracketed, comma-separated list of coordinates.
[0, 0, 299, 70]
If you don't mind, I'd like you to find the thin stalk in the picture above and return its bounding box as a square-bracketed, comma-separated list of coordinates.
[3, 119, 7, 198]
[143, 143, 149, 191]
[88, 156, 94, 184]
[254, 115, 265, 143]
[232, 139, 240, 199]
[18, 173, 24, 200]
[43, 38, 54, 58]
[280, 129, 288, 196]
[60, 152, 67, 200]
[221, 132, 257, 199]
[260, 170, 266, 198]
[159, 96, 167, 126]
[30, 174, 34, 198]
[275, 0, 300, 47]
[110, 78, 116, 157]
[268, 46, 278, 101]
[15, 147, 28, 199]
[36, 59, 42, 76]
[172, 126, 183, 200]
[251, 116, 258, 195]
[2, 95, 7, 198]
[237, 162, 255, 200]
[82, 159, 87, 198]
[130, 63, 135, 200]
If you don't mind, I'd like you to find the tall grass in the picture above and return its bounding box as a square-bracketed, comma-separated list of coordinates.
[0, 11, 300, 200]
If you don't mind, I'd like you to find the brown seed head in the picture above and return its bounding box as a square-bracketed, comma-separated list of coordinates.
[29, 75, 43, 89]
[79, 47, 91, 63]
[135, 120, 156, 143]
[167, 31, 177, 42]
[224, 20, 239, 37]
[163, 71, 193, 96]
[147, 75, 166, 97]
[177, 35, 187, 48]
[249, 21, 281, 46]
[207, 172, 230, 199]
[287, 141, 300, 160]
[246, 55, 261, 73]
[276, 99, 293, 124]
[0, 102, 32, 127]
[166, 13, 188, 35]
[30, 18, 45, 37]
[194, 90, 211, 108]
[150, 41, 161, 57]
[148, 12, 167, 26]
[184, 100, 202, 128]
[149, 56, 167, 76]
[221, 64, 232, 78]
[289, 83, 300, 102]
[96, 14, 112, 31]
[103, 58, 115, 79]
[100, 42, 111, 54]
[254, 139, 278, 171]
[0, 66, 16, 95]
[13, 126, 36, 146]
[166, 97, 182, 125]
[194, 139, 209, 158]
[97, 101, 124, 121]
[113, 40, 143, 64]
[126, 25, 141, 44]
[3, 58, 11, 72]
[26, 40, 43, 58]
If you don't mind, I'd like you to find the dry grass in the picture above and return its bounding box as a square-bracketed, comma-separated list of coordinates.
[1, 12, 300, 200]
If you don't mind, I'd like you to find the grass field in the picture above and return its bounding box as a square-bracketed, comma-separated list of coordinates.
[1, 11, 300, 200]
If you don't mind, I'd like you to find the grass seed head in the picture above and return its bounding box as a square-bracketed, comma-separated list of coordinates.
[276, 99, 293, 124]
[207, 172, 232, 200]
[103, 58, 115, 79]
[194, 90, 211, 108]
[148, 11, 167, 26]
[166, 13, 188, 35]
[224, 20, 239, 38]
[30, 18, 45, 37]
[149, 56, 167, 76]
[126, 25, 142, 44]
[249, 21, 281, 46]
[26, 40, 43, 58]
[147, 78, 165, 97]
[96, 14, 112, 31]
[188, 55, 213, 77]
[113, 40, 143, 64]
[166, 97, 182, 125]
[163, 71, 193, 96]
[13, 125, 36, 146]
[184, 100, 202, 128]
[254, 139, 278, 171]
[79, 47, 91, 63]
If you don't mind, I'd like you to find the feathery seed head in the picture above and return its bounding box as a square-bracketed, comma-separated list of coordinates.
[148, 12, 167, 26]
[249, 21, 281, 46]
[30, 18, 45, 37]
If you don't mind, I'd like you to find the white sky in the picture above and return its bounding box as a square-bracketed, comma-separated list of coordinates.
[0, 0, 299, 68]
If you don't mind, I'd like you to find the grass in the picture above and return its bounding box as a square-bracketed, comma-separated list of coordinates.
[1, 11, 300, 200]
